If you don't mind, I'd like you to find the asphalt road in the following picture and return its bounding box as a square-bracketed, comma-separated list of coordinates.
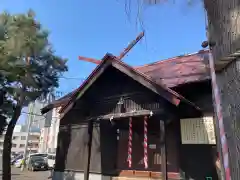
[0, 158, 50, 180]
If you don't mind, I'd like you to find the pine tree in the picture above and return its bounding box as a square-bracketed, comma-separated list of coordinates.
[0, 10, 68, 180]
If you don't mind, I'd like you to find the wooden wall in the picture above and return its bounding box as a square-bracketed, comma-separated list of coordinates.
[55, 67, 215, 179]
[115, 117, 180, 176]
[175, 81, 219, 179]
[72, 66, 169, 119]
[56, 65, 171, 173]
[100, 121, 118, 175]
[55, 123, 102, 172]
[180, 145, 218, 179]
[173, 80, 213, 114]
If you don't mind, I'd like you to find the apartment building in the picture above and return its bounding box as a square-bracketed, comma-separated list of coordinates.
[26, 100, 52, 129]
[39, 107, 61, 154]
[47, 107, 60, 153]
[0, 125, 40, 155]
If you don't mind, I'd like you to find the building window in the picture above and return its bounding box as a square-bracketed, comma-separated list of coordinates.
[12, 136, 17, 140]
[12, 144, 17, 148]
[29, 135, 40, 141]
[31, 150, 37, 153]
[19, 144, 25, 148]
[21, 136, 26, 140]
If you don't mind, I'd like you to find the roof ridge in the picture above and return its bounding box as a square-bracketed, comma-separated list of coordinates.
[135, 49, 209, 69]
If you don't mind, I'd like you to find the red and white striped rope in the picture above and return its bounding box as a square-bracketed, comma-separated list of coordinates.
[143, 116, 148, 169]
[209, 53, 231, 180]
[127, 117, 133, 168]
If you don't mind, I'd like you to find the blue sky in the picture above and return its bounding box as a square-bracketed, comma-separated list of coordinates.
[1, 0, 207, 124]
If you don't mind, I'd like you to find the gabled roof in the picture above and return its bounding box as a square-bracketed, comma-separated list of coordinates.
[41, 50, 209, 114]
[51, 54, 201, 116]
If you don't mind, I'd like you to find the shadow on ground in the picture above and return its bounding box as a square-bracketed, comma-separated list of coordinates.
[0, 173, 21, 176]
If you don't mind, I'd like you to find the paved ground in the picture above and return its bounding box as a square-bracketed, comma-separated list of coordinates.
[3, 167, 50, 180]
[0, 159, 50, 180]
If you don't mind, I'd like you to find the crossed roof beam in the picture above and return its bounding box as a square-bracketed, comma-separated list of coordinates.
[78, 31, 144, 65]
[41, 31, 204, 115]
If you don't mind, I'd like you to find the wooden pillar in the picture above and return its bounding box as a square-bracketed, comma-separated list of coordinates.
[84, 121, 93, 180]
[160, 120, 167, 180]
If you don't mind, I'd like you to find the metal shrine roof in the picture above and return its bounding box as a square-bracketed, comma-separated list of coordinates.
[136, 49, 210, 87]
[41, 50, 210, 114]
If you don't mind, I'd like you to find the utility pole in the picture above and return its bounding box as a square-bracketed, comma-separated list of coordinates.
[203, 8, 230, 180]
[21, 101, 35, 171]
[45, 91, 54, 154]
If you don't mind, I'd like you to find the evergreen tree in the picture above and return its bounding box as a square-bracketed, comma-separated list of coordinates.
[0, 10, 68, 180]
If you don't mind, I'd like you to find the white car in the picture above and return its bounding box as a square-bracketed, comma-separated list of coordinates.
[14, 159, 22, 168]
[47, 154, 56, 168]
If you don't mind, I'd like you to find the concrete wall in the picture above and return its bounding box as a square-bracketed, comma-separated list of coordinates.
[47, 107, 61, 153]
[39, 107, 61, 153]
[39, 108, 60, 153]
[38, 127, 49, 153]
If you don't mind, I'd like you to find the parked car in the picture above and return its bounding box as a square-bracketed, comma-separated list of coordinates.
[47, 154, 56, 169]
[14, 158, 23, 168]
[11, 154, 23, 165]
[28, 153, 47, 158]
[28, 153, 47, 161]
[27, 156, 48, 171]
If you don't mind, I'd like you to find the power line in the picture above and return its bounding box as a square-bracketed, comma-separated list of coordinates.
[21, 111, 59, 119]
[59, 76, 86, 80]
